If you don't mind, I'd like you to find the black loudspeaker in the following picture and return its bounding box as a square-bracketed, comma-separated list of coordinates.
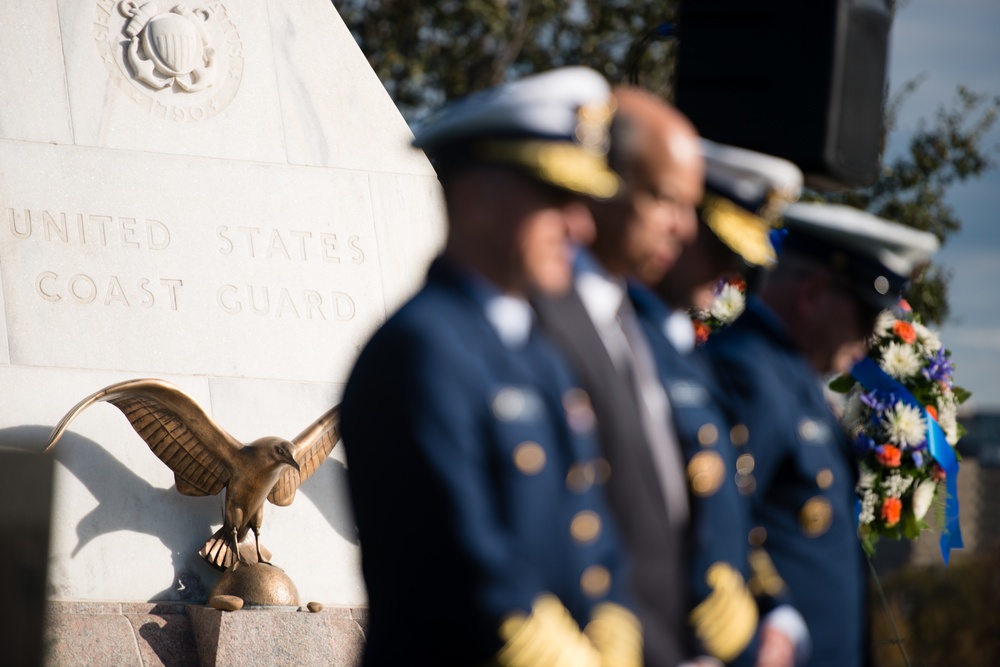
[675, 0, 891, 190]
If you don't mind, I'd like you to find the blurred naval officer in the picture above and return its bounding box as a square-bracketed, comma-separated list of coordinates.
[630, 143, 805, 667]
[653, 140, 803, 354]
[532, 87, 713, 667]
[340, 67, 642, 667]
[704, 203, 940, 667]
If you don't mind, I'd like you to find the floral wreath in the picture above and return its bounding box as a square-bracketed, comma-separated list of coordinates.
[830, 299, 969, 561]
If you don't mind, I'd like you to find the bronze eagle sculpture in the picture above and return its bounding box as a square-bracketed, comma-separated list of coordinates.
[44, 378, 341, 571]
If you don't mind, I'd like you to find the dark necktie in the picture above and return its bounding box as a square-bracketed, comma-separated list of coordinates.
[615, 298, 689, 526]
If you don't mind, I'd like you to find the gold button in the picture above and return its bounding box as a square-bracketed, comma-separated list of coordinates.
[697, 423, 719, 446]
[563, 388, 596, 433]
[736, 453, 755, 475]
[736, 474, 756, 496]
[800, 496, 833, 537]
[730, 424, 749, 446]
[566, 463, 594, 493]
[688, 450, 725, 497]
[513, 442, 546, 475]
[580, 565, 611, 598]
[566, 459, 612, 493]
[748, 526, 767, 547]
[816, 468, 834, 489]
[592, 458, 611, 484]
[570, 511, 602, 544]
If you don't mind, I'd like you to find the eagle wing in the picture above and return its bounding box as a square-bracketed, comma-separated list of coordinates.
[268, 404, 341, 506]
[45, 378, 242, 497]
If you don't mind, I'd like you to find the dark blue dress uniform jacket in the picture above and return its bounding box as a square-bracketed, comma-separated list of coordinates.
[705, 296, 866, 667]
[630, 285, 759, 667]
[340, 258, 633, 667]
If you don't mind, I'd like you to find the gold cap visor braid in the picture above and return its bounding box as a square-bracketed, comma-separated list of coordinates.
[700, 194, 777, 267]
[476, 140, 621, 200]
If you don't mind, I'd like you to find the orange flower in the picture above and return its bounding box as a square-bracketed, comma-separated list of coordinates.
[893, 321, 917, 345]
[694, 320, 711, 345]
[932, 464, 946, 481]
[727, 275, 747, 292]
[881, 497, 902, 526]
[926, 404, 939, 422]
[898, 298, 912, 312]
[876, 444, 902, 468]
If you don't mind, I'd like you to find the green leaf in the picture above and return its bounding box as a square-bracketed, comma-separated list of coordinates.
[828, 374, 856, 393]
[900, 512, 922, 540]
[861, 531, 877, 557]
[952, 385, 973, 404]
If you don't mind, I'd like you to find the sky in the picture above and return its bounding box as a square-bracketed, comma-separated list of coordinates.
[888, 0, 1000, 411]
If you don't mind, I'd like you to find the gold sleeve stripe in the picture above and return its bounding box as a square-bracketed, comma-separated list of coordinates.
[585, 602, 643, 667]
[748, 548, 787, 597]
[496, 594, 601, 667]
[688, 563, 759, 662]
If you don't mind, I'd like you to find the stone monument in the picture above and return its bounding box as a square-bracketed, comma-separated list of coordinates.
[0, 0, 445, 664]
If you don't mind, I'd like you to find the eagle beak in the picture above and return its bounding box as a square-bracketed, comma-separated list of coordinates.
[281, 449, 300, 471]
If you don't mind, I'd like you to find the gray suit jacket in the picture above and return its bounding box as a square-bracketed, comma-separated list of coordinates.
[534, 287, 692, 667]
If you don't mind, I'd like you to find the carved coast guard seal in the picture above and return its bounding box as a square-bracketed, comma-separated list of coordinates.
[95, 0, 243, 122]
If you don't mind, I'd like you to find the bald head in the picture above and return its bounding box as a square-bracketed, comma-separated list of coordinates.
[588, 87, 704, 284]
[612, 87, 703, 198]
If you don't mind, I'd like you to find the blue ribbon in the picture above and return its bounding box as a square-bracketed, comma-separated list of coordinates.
[850, 357, 963, 564]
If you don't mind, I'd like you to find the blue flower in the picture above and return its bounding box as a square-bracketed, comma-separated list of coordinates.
[860, 389, 894, 414]
[922, 348, 954, 384]
[854, 433, 877, 455]
[912, 451, 924, 468]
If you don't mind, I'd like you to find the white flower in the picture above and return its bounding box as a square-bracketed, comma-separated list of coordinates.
[873, 310, 896, 339]
[841, 389, 865, 430]
[709, 283, 745, 324]
[912, 321, 942, 356]
[884, 472, 914, 499]
[939, 405, 959, 446]
[858, 490, 878, 525]
[912, 478, 937, 520]
[857, 464, 878, 490]
[879, 341, 922, 380]
[881, 401, 927, 448]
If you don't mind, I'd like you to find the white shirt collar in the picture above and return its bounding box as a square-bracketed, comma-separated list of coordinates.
[663, 310, 696, 354]
[576, 270, 627, 329]
[484, 294, 534, 349]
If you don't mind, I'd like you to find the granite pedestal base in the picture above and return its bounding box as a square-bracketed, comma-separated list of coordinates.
[44, 601, 367, 667]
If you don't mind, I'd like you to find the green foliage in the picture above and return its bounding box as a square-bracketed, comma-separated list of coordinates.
[829, 373, 857, 394]
[334, 1, 1000, 321]
[805, 84, 1000, 324]
[332, 0, 680, 122]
